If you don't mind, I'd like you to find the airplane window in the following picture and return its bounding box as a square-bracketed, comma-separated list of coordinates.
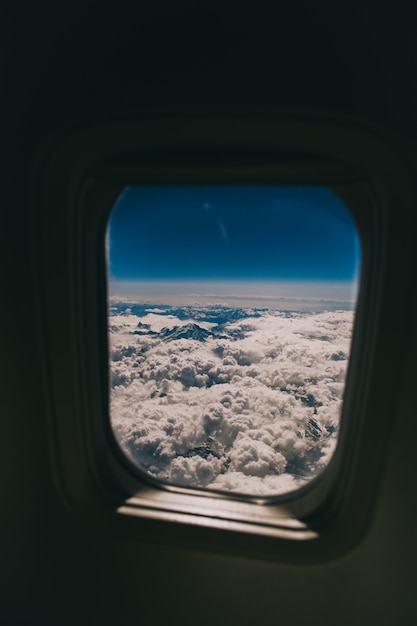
[106, 186, 360, 497]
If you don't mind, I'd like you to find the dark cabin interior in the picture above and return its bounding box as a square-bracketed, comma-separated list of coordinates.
[2, 3, 417, 624]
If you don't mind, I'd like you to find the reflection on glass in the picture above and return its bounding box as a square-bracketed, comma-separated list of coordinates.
[107, 186, 360, 497]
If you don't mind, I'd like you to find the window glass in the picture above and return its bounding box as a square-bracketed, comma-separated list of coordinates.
[107, 186, 360, 497]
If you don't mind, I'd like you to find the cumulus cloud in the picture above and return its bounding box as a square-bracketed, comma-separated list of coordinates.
[108, 302, 354, 497]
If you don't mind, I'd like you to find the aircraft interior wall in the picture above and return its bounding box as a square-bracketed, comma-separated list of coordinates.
[1, 3, 417, 624]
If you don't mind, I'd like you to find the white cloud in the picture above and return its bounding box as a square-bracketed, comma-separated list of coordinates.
[228, 435, 287, 477]
[109, 304, 354, 497]
[169, 455, 224, 487]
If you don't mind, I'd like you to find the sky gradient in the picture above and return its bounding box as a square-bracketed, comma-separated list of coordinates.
[107, 185, 361, 305]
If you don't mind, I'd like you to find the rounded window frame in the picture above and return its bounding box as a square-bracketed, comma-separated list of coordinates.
[32, 113, 415, 562]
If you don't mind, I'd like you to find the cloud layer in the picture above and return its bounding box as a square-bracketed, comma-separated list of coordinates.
[109, 302, 354, 497]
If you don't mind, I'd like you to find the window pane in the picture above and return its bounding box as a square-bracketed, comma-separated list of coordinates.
[107, 186, 360, 497]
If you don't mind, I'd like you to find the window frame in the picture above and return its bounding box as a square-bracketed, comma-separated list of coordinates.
[32, 113, 415, 562]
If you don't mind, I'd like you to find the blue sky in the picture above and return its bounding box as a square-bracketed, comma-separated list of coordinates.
[107, 185, 360, 305]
